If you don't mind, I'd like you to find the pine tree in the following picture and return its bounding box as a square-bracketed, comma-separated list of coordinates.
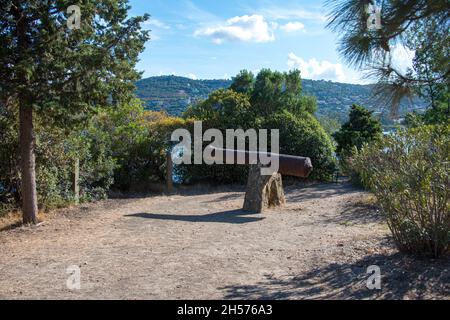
[0, 1, 150, 223]
[327, 0, 449, 112]
[333, 104, 382, 159]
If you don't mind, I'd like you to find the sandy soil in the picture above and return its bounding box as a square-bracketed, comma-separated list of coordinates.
[0, 182, 448, 300]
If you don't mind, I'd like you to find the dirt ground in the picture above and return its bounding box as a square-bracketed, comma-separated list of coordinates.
[0, 182, 449, 300]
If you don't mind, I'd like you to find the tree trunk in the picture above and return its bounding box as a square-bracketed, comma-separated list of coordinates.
[14, 3, 38, 224]
[20, 104, 38, 224]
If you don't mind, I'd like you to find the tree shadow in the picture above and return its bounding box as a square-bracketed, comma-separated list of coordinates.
[311, 200, 384, 226]
[202, 193, 244, 203]
[0, 220, 23, 232]
[336, 200, 383, 224]
[219, 252, 450, 300]
[125, 209, 265, 225]
[285, 182, 359, 202]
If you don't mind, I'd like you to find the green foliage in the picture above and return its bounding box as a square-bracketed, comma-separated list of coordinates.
[0, 0, 150, 126]
[0, 104, 20, 213]
[352, 125, 450, 258]
[0, 108, 120, 214]
[230, 70, 255, 94]
[136, 76, 231, 116]
[0, 94, 204, 215]
[181, 89, 254, 184]
[180, 69, 337, 183]
[333, 104, 382, 182]
[184, 89, 253, 127]
[327, 0, 449, 112]
[263, 111, 337, 181]
[122, 111, 191, 190]
[136, 76, 426, 125]
[405, 93, 450, 128]
[251, 69, 316, 116]
[317, 115, 342, 136]
[334, 104, 382, 159]
[0, 0, 149, 221]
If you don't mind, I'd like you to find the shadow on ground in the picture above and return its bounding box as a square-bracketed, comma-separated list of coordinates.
[125, 209, 264, 224]
[219, 252, 450, 300]
[316, 199, 384, 226]
[202, 193, 244, 204]
[285, 182, 359, 202]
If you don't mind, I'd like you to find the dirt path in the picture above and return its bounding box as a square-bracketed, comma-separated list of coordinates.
[0, 182, 448, 300]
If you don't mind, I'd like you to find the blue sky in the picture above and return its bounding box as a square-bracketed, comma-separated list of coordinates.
[128, 0, 367, 84]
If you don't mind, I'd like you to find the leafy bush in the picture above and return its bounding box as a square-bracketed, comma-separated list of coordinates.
[181, 90, 252, 184]
[333, 104, 382, 182]
[180, 70, 337, 183]
[353, 125, 450, 257]
[263, 110, 337, 181]
[0, 105, 20, 215]
[0, 100, 142, 214]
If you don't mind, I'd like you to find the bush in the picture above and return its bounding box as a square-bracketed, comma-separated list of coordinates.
[180, 70, 337, 183]
[0, 101, 136, 213]
[264, 110, 337, 181]
[353, 125, 450, 258]
[333, 104, 382, 183]
[181, 89, 253, 184]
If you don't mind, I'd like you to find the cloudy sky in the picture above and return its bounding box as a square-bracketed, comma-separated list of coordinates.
[128, 0, 401, 84]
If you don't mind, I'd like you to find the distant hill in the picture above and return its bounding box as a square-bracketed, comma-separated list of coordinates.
[136, 76, 231, 116]
[136, 75, 427, 124]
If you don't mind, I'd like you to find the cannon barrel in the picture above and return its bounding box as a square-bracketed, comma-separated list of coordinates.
[208, 147, 313, 178]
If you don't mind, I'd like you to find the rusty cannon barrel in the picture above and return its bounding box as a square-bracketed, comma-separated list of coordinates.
[207, 147, 313, 178]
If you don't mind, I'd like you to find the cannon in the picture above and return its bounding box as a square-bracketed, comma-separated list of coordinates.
[207, 147, 314, 213]
[208, 147, 313, 178]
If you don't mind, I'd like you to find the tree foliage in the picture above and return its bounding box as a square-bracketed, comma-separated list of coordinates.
[182, 69, 337, 182]
[327, 0, 450, 113]
[0, 0, 150, 123]
[230, 70, 255, 94]
[353, 124, 450, 258]
[0, 0, 149, 222]
[333, 104, 382, 159]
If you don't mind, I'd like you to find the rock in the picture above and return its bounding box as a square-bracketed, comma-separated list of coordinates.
[243, 164, 286, 213]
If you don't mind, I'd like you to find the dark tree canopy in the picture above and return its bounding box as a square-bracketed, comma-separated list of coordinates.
[230, 70, 255, 94]
[327, 0, 450, 112]
[333, 104, 382, 158]
[0, 0, 150, 124]
[0, 0, 149, 223]
[250, 69, 317, 116]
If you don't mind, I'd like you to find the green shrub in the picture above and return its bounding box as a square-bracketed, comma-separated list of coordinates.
[333, 104, 382, 183]
[353, 125, 450, 257]
[181, 89, 253, 184]
[180, 71, 337, 183]
[263, 110, 337, 181]
[0, 101, 126, 212]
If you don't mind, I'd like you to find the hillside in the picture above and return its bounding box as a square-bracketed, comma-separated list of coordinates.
[136, 76, 427, 124]
[136, 76, 231, 116]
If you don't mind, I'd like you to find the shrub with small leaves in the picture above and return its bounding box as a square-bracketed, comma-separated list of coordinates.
[353, 125, 450, 258]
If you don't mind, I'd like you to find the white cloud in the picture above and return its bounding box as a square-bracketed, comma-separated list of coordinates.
[287, 53, 347, 82]
[145, 18, 170, 29]
[281, 22, 305, 32]
[390, 44, 415, 73]
[186, 73, 198, 80]
[194, 15, 275, 44]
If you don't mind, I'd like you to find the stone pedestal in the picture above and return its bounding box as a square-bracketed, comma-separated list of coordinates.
[243, 164, 286, 213]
